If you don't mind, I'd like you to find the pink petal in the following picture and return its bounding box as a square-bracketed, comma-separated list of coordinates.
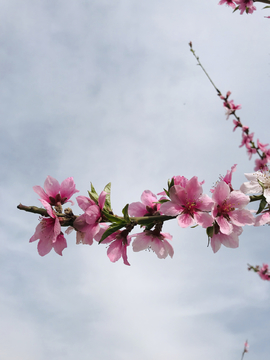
[216, 216, 233, 235]
[107, 240, 122, 262]
[121, 245, 130, 266]
[39, 199, 55, 218]
[177, 213, 195, 228]
[227, 190, 250, 209]
[197, 194, 214, 212]
[212, 181, 230, 204]
[128, 202, 147, 217]
[254, 212, 270, 226]
[98, 191, 107, 209]
[85, 205, 101, 224]
[52, 217, 61, 243]
[60, 177, 79, 199]
[159, 201, 183, 216]
[76, 196, 95, 211]
[194, 212, 213, 228]
[151, 239, 166, 259]
[211, 235, 222, 253]
[30, 222, 43, 243]
[219, 231, 239, 249]
[229, 209, 254, 226]
[141, 190, 157, 207]
[162, 239, 174, 258]
[169, 185, 187, 205]
[132, 233, 150, 252]
[53, 234, 67, 256]
[37, 238, 53, 256]
[44, 176, 60, 198]
[161, 232, 172, 241]
[73, 214, 88, 231]
[185, 176, 203, 201]
[33, 185, 50, 202]
[65, 226, 74, 235]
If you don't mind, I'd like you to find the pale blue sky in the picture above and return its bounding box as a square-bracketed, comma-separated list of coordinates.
[1, 1, 270, 359]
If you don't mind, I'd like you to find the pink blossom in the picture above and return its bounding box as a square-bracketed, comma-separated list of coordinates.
[94, 226, 131, 265]
[73, 191, 107, 245]
[132, 230, 174, 259]
[265, 149, 270, 162]
[218, 0, 236, 9]
[33, 176, 79, 207]
[30, 215, 67, 256]
[128, 190, 161, 217]
[160, 176, 214, 228]
[258, 264, 270, 281]
[173, 175, 189, 187]
[210, 165, 237, 193]
[254, 212, 270, 226]
[235, 0, 256, 14]
[212, 181, 254, 235]
[221, 164, 237, 190]
[254, 158, 268, 171]
[107, 236, 131, 266]
[210, 224, 243, 253]
[257, 139, 269, 153]
[246, 143, 257, 160]
[224, 99, 241, 119]
[232, 119, 241, 132]
[239, 132, 254, 148]
[210, 181, 254, 252]
[220, 91, 232, 100]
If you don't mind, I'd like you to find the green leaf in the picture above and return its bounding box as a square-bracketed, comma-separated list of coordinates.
[168, 177, 174, 190]
[122, 204, 130, 222]
[263, 6, 270, 9]
[163, 188, 170, 198]
[233, 5, 239, 13]
[102, 211, 126, 225]
[103, 182, 112, 211]
[88, 183, 99, 204]
[206, 226, 214, 238]
[99, 223, 125, 243]
[159, 199, 169, 204]
[256, 197, 268, 215]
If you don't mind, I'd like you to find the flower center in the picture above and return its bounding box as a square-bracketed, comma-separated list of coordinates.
[217, 201, 235, 217]
[183, 200, 197, 215]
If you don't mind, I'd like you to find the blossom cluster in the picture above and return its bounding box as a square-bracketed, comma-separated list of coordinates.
[218, 0, 256, 14]
[220, 91, 270, 171]
[24, 167, 270, 267]
[248, 263, 270, 281]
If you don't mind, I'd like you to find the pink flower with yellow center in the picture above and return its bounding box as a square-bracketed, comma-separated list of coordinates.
[160, 176, 214, 228]
[212, 181, 253, 235]
[210, 181, 254, 253]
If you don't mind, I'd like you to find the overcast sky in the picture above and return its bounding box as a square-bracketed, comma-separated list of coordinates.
[1, 1, 270, 359]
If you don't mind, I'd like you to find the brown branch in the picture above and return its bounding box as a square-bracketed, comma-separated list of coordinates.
[17, 204, 50, 216]
[17, 204, 77, 227]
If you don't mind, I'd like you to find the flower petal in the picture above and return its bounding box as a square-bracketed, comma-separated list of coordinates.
[141, 190, 157, 207]
[53, 234, 67, 256]
[44, 176, 60, 198]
